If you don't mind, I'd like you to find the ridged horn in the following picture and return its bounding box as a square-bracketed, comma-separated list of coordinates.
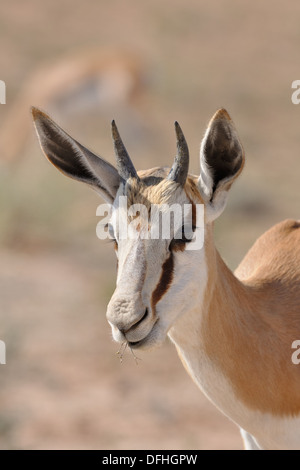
[168, 121, 189, 186]
[111, 120, 139, 181]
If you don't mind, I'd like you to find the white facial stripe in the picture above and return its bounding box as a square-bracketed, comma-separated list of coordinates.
[116, 237, 146, 290]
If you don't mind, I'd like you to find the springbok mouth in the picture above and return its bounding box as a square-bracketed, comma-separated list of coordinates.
[127, 333, 151, 349]
[128, 339, 143, 348]
[127, 318, 159, 349]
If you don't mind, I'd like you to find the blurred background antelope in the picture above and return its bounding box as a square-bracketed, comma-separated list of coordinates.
[0, 0, 299, 450]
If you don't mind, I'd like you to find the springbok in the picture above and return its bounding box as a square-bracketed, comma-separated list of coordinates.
[32, 107, 300, 450]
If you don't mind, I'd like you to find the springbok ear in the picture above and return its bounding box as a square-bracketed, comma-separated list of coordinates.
[198, 109, 244, 222]
[32, 107, 120, 204]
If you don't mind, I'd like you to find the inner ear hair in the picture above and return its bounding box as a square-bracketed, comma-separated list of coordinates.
[204, 119, 244, 196]
[200, 109, 245, 201]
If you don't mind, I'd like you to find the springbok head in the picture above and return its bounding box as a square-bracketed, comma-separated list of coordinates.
[32, 108, 244, 350]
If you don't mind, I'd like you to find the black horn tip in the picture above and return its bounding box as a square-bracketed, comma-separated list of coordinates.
[111, 119, 139, 181]
[167, 121, 189, 186]
[111, 119, 119, 139]
[174, 121, 185, 141]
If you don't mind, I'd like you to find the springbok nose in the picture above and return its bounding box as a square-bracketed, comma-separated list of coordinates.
[106, 292, 147, 333]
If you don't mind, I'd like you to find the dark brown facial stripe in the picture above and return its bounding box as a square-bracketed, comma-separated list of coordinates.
[170, 241, 186, 252]
[151, 252, 174, 309]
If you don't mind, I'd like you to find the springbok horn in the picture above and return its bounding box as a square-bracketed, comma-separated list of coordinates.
[168, 121, 189, 186]
[111, 120, 139, 181]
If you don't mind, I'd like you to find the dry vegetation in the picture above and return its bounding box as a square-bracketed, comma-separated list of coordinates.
[0, 0, 299, 449]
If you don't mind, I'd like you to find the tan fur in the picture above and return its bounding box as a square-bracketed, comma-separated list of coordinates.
[155, 170, 300, 417]
[127, 171, 183, 207]
[201, 219, 300, 416]
[127, 171, 300, 417]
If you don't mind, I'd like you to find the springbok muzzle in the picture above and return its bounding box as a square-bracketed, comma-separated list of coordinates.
[106, 291, 152, 344]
